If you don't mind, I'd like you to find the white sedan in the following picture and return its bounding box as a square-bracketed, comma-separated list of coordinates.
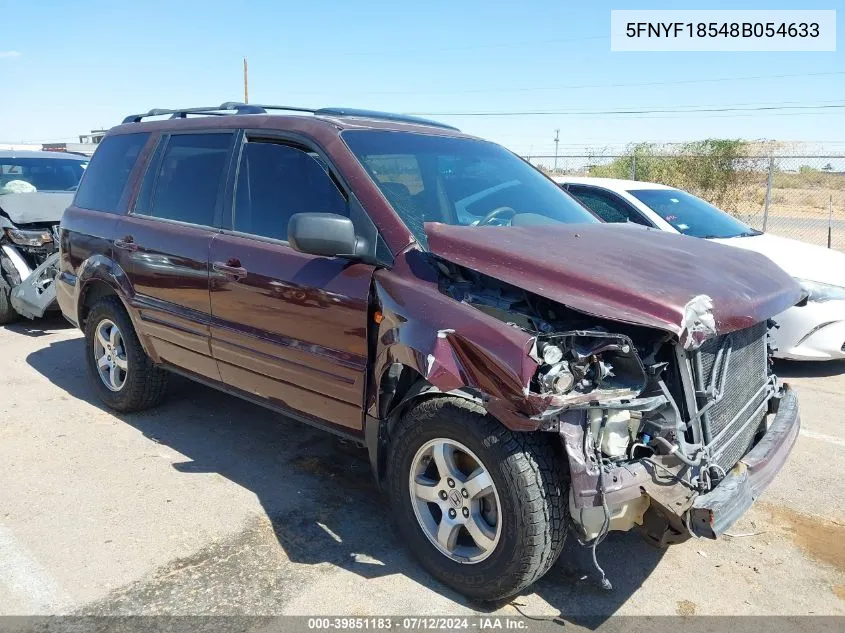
[554, 176, 845, 361]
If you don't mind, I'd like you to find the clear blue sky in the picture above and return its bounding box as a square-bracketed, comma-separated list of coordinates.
[1, 0, 842, 154]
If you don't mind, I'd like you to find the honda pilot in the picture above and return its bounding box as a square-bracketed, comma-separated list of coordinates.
[57, 103, 803, 600]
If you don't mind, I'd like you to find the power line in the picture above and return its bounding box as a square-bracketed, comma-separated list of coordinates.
[573, 108, 845, 121]
[340, 35, 607, 57]
[282, 70, 845, 97]
[457, 98, 845, 117]
[410, 103, 845, 117]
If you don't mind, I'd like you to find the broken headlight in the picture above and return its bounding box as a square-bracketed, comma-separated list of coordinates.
[4, 227, 53, 247]
[534, 332, 647, 406]
[539, 360, 575, 394]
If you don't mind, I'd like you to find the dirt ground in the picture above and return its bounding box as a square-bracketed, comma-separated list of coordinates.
[1, 316, 843, 620]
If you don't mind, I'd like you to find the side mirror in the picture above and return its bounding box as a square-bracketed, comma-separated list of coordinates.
[288, 213, 361, 259]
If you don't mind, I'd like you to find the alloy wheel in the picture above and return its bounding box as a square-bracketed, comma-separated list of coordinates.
[409, 438, 502, 564]
[93, 318, 128, 392]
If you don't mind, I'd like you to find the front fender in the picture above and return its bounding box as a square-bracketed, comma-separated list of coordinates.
[370, 262, 546, 431]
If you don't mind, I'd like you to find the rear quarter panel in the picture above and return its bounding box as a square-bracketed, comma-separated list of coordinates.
[58, 206, 157, 358]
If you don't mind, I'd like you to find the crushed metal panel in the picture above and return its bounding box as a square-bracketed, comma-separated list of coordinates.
[9, 252, 60, 319]
[0, 191, 74, 224]
[371, 261, 546, 430]
[680, 294, 717, 350]
[424, 222, 804, 341]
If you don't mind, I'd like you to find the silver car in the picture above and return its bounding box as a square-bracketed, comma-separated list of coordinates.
[0, 150, 87, 323]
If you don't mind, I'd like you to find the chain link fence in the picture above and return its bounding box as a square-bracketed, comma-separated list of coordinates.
[525, 153, 845, 251]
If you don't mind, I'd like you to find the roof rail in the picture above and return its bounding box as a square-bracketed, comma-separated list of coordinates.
[121, 103, 267, 124]
[122, 102, 458, 131]
[314, 107, 459, 131]
[236, 103, 318, 115]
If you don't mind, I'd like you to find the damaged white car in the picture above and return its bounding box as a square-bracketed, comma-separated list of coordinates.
[0, 150, 87, 324]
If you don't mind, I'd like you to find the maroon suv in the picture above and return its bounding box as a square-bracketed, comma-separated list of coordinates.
[57, 103, 803, 600]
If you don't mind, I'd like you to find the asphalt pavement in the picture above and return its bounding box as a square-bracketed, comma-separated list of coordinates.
[1, 316, 843, 619]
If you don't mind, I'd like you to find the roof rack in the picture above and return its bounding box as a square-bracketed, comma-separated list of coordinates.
[313, 107, 459, 131]
[122, 102, 459, 131]
[122, 102, 276, 124]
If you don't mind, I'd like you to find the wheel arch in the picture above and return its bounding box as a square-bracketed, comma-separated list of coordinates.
[366, 360, 485, 486]
[75, 255, 156, 361]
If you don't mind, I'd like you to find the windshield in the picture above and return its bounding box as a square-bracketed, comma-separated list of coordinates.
[628, 188, 759, 239]
[0, 156, 88, 194]
[342, 130, 597, 246]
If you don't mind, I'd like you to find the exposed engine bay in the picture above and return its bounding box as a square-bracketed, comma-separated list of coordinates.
[435, 257, 785, 561]
[0, 218, 62, 320]
[0, 177, 80, 322]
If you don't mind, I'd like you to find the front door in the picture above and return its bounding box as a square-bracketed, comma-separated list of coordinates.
[209, 138, 374, 432]
[116, 131, 236, 381]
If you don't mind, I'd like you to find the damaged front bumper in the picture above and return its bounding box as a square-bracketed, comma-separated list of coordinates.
[4, 248, 60, 319]
[689, 386, 800, 538]
[562, 385, 800, 542]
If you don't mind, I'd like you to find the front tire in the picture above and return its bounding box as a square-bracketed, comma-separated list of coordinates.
[386, 397, 568, 601]
[84, 296, 167, 412]
[0, 277, 17, 325]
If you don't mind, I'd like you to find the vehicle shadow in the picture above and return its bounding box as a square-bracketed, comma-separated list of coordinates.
[526, 533, 664, 623]
[774, 359, 845, 378]
[26, 336, 664, 622]
[3, 313, 73, 337]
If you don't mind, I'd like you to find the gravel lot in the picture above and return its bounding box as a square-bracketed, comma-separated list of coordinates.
[1, 316, 843, 620]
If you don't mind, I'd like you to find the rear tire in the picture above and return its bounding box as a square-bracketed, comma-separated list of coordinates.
[386, 396, 568, 601]
[84, 296, 167, 412]
[0, 277, 17, 325]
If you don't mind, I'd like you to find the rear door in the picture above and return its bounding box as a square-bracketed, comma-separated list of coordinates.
[115, 131, 236, 381]
[209, 135, 375, 432]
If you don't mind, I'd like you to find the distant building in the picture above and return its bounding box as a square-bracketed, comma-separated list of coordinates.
[42, 130, 107, 157]
[0, 144, 41, 151]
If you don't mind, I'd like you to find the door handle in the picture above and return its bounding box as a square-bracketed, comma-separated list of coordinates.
[114, 236, 138, 252]
[212, 259, 248, 280]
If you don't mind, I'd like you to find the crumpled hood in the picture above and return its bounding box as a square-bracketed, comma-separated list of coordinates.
[0, 192, 73, 225]
[425, 222, 804, 347]
[712, 232, 845, 288]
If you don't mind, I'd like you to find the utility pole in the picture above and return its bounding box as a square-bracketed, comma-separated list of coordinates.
[762, 156, 774, 232]
[828, 194, 834, 249]
[243, 57, 249, 104]
[553, 129, 560, 172]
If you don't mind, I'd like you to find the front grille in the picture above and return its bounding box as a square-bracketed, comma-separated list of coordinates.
[697, 322, 769, 472]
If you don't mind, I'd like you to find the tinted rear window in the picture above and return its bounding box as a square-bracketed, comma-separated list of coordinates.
[74, 133, 149, 212]
[136, 133, 232, 226]
[567, 185, 651, 226]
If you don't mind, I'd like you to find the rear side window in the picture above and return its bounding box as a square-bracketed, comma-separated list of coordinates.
[233, 141, 346, 241]
[73, 133, 149, 212]
[136, 133, 232, 226]
[567, 185, 652, 227]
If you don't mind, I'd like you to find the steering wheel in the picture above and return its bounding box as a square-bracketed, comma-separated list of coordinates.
[477, 206, 517, 226]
